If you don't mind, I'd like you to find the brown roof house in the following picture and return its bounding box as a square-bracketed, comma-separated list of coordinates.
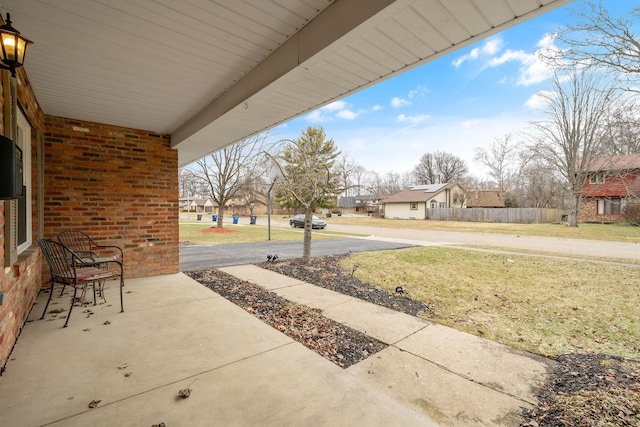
[466, 190, 506, 208]
[578, 154, 640, 223]
[383, 183, 466, 219]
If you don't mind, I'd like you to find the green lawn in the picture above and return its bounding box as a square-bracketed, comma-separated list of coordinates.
[324, 216, 640, 243]
[342, 247, 640, 360]
[179, 221, 362, 244]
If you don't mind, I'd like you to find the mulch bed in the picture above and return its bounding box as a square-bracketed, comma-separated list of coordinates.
[186, 268, 387, 368]
[188, 254, 639, 425]
[257, 255, 430, 317]
[521, 353, 640, 426]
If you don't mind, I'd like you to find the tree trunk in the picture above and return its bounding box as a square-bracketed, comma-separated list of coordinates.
[302, 208, 313, 264]
[567, 194, 580, 227]
[217, 211, 224, 228]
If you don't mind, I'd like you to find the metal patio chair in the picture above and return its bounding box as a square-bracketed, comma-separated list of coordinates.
[39, 239, 124, 327]
[57, 230, 125, 296]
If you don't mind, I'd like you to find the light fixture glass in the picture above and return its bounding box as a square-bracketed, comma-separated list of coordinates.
[0, 13, 33, 77]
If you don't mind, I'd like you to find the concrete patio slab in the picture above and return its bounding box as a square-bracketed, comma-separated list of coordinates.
[219, 264, 305, 290]
[348, 346, 529, 427]
[0, 273, 435, 427]
[397, 323, 553, 403]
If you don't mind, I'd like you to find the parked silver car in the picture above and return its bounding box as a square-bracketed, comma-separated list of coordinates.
[289, 214, 327, 229]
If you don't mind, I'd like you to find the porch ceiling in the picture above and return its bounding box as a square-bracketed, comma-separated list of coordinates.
[4, 0, 570, 167]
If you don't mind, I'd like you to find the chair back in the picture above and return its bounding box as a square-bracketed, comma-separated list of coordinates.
[57, 231, 94, 258]
[38, 239, 78, 281]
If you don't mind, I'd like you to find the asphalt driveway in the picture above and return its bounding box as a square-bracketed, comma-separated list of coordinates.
[180, 238, 415, 271]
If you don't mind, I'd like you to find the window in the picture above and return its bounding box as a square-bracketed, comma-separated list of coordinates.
[589, 173, 605, 184]
[410, 202, 418, 210]
[430, 201, 437, 209]
[597, 198, 621, 215]
[16, 109, 32, 254]
[439, 202, 446, 208]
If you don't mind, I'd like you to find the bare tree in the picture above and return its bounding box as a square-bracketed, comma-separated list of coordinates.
[334, 153, 357, 197]
[272, 126, 341, 264]
[600, 101, 640, 156]
[413, 151, 468, 185]
[193, 133, 269, 227]
[552, 1, 640, 92]
[528, 69, 620, 226]
[474, 134, 520, 192]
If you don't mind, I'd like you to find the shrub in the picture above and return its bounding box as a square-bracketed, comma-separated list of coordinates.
[623, 202, 640, 226]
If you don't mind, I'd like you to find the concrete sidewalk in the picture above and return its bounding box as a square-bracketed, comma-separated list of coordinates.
[0, 274, 434, 426]
[220, 265, 555, 426]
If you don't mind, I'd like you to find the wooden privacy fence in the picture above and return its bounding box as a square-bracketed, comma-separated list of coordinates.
[425, 208, 562, 224]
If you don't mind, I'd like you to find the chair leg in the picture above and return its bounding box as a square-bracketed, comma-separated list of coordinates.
[120, 276, 124, 313]
[58, 284, 67, 297]
[64, 287, 78, 328]
[40, 279, 54, 320]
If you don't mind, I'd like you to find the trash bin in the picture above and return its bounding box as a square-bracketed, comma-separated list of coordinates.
[326, 213, 332, 218]
[250, 215, 257, 225]
[232, 216, 239, 224]
[337, 212, 342, 217]
[212, 215, 217, 222]
[197, 214, 202, 221]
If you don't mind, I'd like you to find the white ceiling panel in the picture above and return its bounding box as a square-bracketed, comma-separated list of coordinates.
[2, 0, 570, 166]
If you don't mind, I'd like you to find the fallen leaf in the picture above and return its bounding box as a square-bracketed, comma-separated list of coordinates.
[49, 308, 65, 314]
[88, 400, 101, 408]
[116, 363, 128, 370]
[82, 328, 91, 332]
[103, 321, 111, 325]
[124, 372, 132, 377]
[178, 388, 191, 399]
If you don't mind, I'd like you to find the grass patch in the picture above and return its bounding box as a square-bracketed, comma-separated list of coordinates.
[342, 247, 640, 359]
[326, 216, 640, 243]
[179, 222, 360, 244]
[459, 245, 640, 266]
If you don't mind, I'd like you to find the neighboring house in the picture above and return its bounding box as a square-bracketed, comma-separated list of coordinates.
[465, 190, 506, 208]
[189, 198, 217, 213]
[383, 183, 466, 219]
[337, 194, 381, 214]
[578, 154, 640, 223]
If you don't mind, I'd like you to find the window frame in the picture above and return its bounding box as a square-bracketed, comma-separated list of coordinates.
[589, 172, 605, 184]
[409, 202, 418, 210]
[16, 109, 32, 254]
[597, 198, 621, 215]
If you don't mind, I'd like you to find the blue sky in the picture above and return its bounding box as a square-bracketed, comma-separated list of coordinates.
[268, 0, 627, 179]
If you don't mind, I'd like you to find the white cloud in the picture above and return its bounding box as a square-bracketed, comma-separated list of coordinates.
[322, 101, 346, 111]
[306, 100, 359, 122]
[372, 104, 383, 111]
[486, 33, 561, 86]
[337, 109, 358, 120]
[397, 114, 430, 124]
[391, 97, 411, 108]
[346, 138, 366, 152]
[452, 37, 504, 67]
[524, 90, 555, 109]
[408, 85, 430, 98]
[461, 120, 480, 129]
[305, 110, 326, 123]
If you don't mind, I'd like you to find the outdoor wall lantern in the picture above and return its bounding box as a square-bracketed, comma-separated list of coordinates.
[0, 13, 32, 77]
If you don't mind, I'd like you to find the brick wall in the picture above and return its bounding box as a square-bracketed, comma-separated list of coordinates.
[43, 116, 179, 278]
[578, 197, 623, 223]
[0, 68, 45, 371]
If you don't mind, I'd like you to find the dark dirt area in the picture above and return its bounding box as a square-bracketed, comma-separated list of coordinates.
[521, 353, 640, 426]
[256, 254, 430, 317]
[185, 268, 387, 368]
[188, 254, 639, 425]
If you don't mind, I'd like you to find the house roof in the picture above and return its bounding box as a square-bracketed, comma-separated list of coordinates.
[7, 0, 569, 167]
[337, 197, 359, 208]
[586, 154, 640, 172]
[384, 183, 455, 203]
[466, 190, 506, 208]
